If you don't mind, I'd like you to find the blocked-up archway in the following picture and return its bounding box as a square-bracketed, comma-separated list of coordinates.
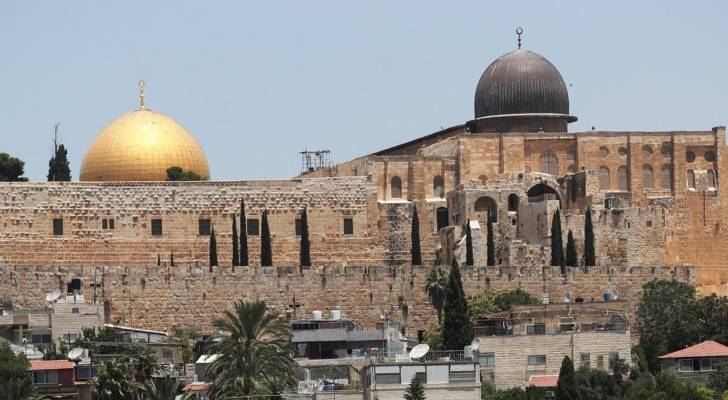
[474, 196, 498, 224]
[527, 183, 560, 204]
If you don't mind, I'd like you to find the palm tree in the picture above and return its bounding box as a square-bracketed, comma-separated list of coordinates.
[425, 266, 448, 324]
[206, 300, 296, 397]
[144, 375, 183, 400]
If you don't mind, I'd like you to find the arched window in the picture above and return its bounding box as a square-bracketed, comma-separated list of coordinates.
[599, 167, 611, 190]
[643, 165, 654, 189]
[474, 196, 498, 223]
[660, 165, 672, 190]
[390, 176, 402, 198]
[617, 166, 629, 191]
[507, 193, 519, 212]
[707, 169, 716, 188]
[687, 170, 695, 189]
[436, 207, 449, 231]
[433, 175, 444, 198]
[539, 151, 559, 175]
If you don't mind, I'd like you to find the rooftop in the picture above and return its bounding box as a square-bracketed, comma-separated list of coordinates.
[659, 341, 728, 359]
[526, 374, 559, 388]
[29, 360, 75, 371]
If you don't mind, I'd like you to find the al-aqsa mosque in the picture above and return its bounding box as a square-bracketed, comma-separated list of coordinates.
[79, 81, 210, 182]
[0, 30, 725, 332]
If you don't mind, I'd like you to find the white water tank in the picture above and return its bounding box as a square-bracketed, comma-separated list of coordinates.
[313, 310, 323, 320]
[331, 310, 341, 320]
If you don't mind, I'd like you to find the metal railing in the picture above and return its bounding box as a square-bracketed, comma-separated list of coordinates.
[368, 350, 476, 364]
[474, 322, 627, 337]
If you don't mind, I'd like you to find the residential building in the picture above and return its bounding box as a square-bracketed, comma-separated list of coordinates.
[475, 301, 631, 389]
[659, 340, 728, 385]
[29, 360, 77, 399]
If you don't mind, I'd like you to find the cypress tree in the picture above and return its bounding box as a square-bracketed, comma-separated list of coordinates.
[209, 225, 218, 272]
[566, 229, 577, 268]
[299, 208, 311, 269]
[403, 375, 426, 400]
[411, 205, 422, 266]
[556, 356, 580, 400]
[47, 125, 71, 181]
[465, 220, 474, 266]
[260, 210, 272, 266]
[231, 216, 239, 268]
[240, 198, 249, 267]
[486, 211, 495, 267]
[584, 207, 596, 266]
[442, 258, 473, 350]
[550, 209, 564, 270]
[170, 252, 175, 267]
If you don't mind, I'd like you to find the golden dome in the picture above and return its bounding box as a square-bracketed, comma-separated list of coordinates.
[79, 108, 210, 181]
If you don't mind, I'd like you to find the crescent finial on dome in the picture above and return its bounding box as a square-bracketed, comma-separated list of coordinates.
[138, 80, 146, 110]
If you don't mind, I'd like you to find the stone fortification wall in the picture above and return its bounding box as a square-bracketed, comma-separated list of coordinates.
[0, 264, 693, 334]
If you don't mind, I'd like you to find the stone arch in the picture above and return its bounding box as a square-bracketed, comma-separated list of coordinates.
[643, 165, 654, 189]
[390, 176, 402, 198]
[539, 151, 559, 175]
[599, 166, 611, 190]
[433, 175, 444, 198]
[474, 196, 498, 223]
[507, 193, 519, 212]
[527, 183, 561, 204]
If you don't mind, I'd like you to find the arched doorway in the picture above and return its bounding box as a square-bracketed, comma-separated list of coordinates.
[507, 193, 519, 212]
[474, 196, 497, 224]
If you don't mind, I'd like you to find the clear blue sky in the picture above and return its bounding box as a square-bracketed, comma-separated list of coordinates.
[1, 1, 726, 181]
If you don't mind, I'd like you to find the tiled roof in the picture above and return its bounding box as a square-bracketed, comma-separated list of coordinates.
[659, 340, 728, 359]
[526, 374, 559, 388]
[184, 382, 210, 392]
[29, 360, 75, 371]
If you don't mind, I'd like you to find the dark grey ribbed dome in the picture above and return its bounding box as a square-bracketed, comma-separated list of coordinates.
[474, 50, 573, 120]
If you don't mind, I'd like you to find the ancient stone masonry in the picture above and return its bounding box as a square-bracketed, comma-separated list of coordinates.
[0, 264, 693, 335]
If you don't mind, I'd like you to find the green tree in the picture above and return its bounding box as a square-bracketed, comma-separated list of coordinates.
[47, 125, 71, 181]
[0, 152, 28, 182]
[492, 288, 541, 311]
[442, 259, 472, 350]
[170, 325, 197, 364]
[556, 356, 581, 400]
[209, 225, 218, 271]
[411, 205, 422, 266]
[260, 209, 272, 266]
[206, 300, 296, 397]
[232, 216, 239, 268]
[584, 207, 596, 266]
[465, 220, 474, 266]
[403, 375, 426, 400]
[0, 342, 35, 400]
[492, 388, 527, 400]
[165, 166, 201, 181]
[41, 341, 69, 360]
[486, 211, 495, 266]
[299, 208, 311, 269]
[551, 209, 564, 271]
[425, 266, 448, 324]
[709, 364, 728, 396]
[144, 375, 183, 400]
[240, 198, 249, 266]
[92, 360, 137, 400]
[565, 229, 577, 268]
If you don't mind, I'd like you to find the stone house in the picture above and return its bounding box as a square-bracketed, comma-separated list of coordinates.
[659, 340, 728, 385]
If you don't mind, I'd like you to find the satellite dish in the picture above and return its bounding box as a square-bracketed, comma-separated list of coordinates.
[47, 289, 61, 302]
[470, 337, 481, 351]
[67, 348, 84, 360]
[409, 343, 430, 360]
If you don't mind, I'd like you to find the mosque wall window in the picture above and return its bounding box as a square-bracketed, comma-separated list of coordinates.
[539, 151, 559, 175]
[433, 175, 444, 198]
[52, 218, 64, 236]
[707, 169, 716, 188]
[343, 218, 354, 235]
[391, 176, 403, 199]
[101, 218, 115, 230]
[198, 219, 211, 236]
[507, 194, 519, 212]
[643, 165, 654, 189]
[247, 219, 259, 236]
[687, 170, 695, 189]
[617, 166, 629, 191]
[660, 165, 673, 190]
[599, 167, 611, 190]
[151, 219, 163, 236]
[295, 219, 303, 236]
[705, 151, 716, 162]
[436, 207, 449, 231]
[686, 151, 696, 163]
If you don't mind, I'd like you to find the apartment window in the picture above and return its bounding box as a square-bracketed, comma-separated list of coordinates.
[247, 219, 259, 235]
[63, 333, 78, 342]
[52, 218, 63, 235]
[526, 324, 546, 335]
[295, 218, 303, 236]
[559, 323, 576, 332]
[151, 219, 163, 236]
[76, 365, 96, 380]
[375, 373, 400, 384]
[679, 358, 714, 372]
[479, 352, 495, 367]
[597, 355, 605, 370]
[33, 370, 58, 385]
[527, 355, 546, 366]
[72, 307, 79, 314]
[609, 352, 620, 368]
[161, 349, 173, 359]
[102, 218, 115, 230]
[32, 334, 52, 344]
[343, 218, 354, 235]
[198, 219, 211, 235]
[580, 353, 591, 367]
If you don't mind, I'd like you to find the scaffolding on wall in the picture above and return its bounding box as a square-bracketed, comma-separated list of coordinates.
[300, 149, 333, 175]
